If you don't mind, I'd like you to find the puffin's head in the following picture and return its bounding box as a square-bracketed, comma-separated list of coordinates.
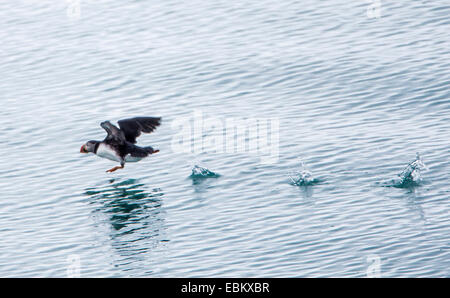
[80, 140, 98, 154]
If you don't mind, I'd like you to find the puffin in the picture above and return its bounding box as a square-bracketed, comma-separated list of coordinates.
[80, 117, 161, 172]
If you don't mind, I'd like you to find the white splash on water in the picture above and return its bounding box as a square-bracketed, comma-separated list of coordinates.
[289, 160, 316, 186]
[190, 165, 220, 178]
[399, 152, 428, 184]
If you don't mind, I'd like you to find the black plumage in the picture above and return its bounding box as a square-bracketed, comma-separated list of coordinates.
[118, 117, 161, 144]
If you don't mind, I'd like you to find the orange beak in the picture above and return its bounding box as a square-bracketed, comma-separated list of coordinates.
[80, 145, 88, 153]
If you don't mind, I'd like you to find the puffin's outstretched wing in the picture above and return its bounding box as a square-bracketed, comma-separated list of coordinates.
[101, 121, 126, 143]
[118, 117, 161, 144]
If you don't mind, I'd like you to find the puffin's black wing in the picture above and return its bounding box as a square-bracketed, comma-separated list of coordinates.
[118, 117, 161, 144]
[101, 121, 126, 143]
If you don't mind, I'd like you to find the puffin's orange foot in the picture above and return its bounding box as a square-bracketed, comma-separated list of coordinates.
[106, 165, 124, 173]
[152, 149, 160, 154]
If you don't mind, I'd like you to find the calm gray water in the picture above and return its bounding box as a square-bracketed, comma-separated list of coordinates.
[1, 1, 449, 277]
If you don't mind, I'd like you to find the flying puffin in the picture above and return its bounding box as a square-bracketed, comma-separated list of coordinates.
[80, 117, 161, 172]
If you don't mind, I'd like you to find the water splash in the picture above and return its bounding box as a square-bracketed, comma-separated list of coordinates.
[289, 160, 320, 186]
[190, 165, 221, 179]
[383, 152, 428, 188]
[398, 152, 428, 186]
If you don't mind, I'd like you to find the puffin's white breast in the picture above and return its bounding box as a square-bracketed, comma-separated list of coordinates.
[96, 143, 122, 162]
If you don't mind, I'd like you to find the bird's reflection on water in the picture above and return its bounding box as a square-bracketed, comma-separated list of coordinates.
[84, 178, 167, 276]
